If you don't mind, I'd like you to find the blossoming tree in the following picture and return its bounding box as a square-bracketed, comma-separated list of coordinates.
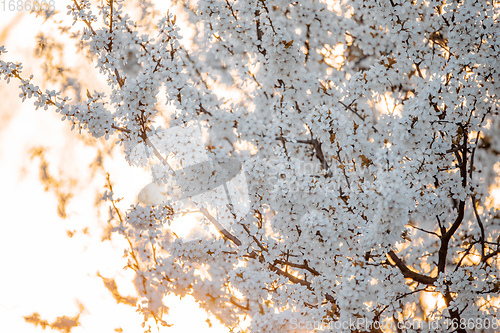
[1, 0, 499, 332]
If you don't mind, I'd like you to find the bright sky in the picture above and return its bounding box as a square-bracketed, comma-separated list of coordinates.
[0, 2, 227, 333]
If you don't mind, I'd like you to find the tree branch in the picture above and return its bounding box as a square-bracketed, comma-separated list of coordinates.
[273, 259, 320, 276]
[387, 250, 436, 285]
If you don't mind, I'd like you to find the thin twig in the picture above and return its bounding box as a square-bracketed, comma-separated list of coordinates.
[408, 224, 440, 237]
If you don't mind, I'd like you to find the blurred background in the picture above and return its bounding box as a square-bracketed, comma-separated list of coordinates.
[0, 1, 227, 332]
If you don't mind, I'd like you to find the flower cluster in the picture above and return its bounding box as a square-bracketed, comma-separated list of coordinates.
[1, 0, 500, 332]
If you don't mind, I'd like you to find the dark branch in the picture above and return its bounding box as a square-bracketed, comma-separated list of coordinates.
[387, 250, 436, 285]
[273, 259, 321, 276]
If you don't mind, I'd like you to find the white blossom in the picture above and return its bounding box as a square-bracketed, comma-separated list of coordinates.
[1, 0, 500, 331]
